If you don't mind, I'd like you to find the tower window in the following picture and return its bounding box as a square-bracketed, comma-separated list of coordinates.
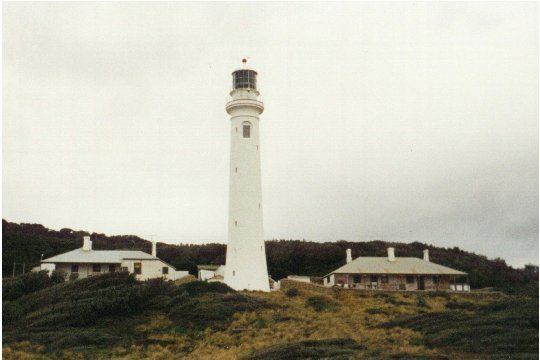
[234, 220, 237, 227]
[243, 123, 251, 138]
[235, 167, 238, 173]
[233, 270, 236, 276]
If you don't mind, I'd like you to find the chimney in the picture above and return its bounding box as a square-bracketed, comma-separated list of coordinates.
[387, 247, 395, 262]
[423, 249, 429, 262]
[82, 236, 92, 251]
[346, 249, 352, 263]
[152, 241, 157, 257]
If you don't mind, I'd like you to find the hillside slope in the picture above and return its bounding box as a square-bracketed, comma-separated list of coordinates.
[3, 219, 537, 293]
[2, 272, 538, 359]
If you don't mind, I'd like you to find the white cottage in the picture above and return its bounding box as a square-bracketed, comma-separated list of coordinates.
[40, 236, 189, 281]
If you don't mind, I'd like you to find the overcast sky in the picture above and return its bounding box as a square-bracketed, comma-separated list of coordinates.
[3, 2, 538, 267]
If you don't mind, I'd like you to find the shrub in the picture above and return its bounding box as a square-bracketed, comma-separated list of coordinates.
[243, 338, 366, 359]
[3, 301, 25, 323]
[445, 300, 477, 311]
[285, 288, 299, 297]
[50, 270, 67, 284]
[366, 307, 389, 315]
[380, 297, 538, 357]
[306, 296, 339, 312]
[3, 271, 65, 301]
[177, 281, 234, 297]
[416, 294, 429, 308]
[169, 292, 271, 330]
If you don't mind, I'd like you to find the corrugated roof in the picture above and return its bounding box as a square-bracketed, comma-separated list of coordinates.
[326, 257, 466, 277]
[42, 248, 157, 264]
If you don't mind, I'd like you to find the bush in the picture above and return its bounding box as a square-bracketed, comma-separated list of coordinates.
[285, 288, 299, 297]
[306, 296, 339, 312]
[366, 307, 389, 315]
[380, 297, 539, 357]
[3, 271, 65, 301]
[416, 294, 429, 308]
[50, 270, 67, 284]
[169, 292, 270, 330]
[445, 300, 477, 311]
[243, 338, 366, 359]
[177, 281, 234, 297]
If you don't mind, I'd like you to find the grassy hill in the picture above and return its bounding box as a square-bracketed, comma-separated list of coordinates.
[3, 219, 538, 294]
[2, 272, 538, 359]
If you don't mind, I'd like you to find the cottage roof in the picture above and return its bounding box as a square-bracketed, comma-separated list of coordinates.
[42, 248, 157, 264]
[326, 257, 466, 277]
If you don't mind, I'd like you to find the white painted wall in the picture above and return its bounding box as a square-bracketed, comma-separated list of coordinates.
[199, 269, 217, 281]
[43, 260, 188, 281]
[40, 263, 56, 274]
[224, 80, 269, 292]
[121, 259, 186, 281]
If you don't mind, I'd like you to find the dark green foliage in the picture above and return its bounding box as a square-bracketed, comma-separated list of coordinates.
[169, 293, 271, 330]
[177, 280, 234, 296]
[445, 300, 477, 311]
[366, 307, 389, 315]
[243, 338, 367, 359]
[306, 296, 339, 312]
[3, 275, 269, 352]
[3, 219, 538, 295]
[381, 297, 539, 357]
[3, 270, 65, 301]
[285, 288, 299, 297]
[416, 294, 429, 308]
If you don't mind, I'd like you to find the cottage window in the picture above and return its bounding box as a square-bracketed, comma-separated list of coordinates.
[352, 275, 361, 283]
[134, 262, 142, 275]
[162, 267, 169, 274]
[370, 275, 378, 283]
[381, 276, 389, 284]
[121, 266, 128, 272]
[109, 264, 116, 272]
[406, 275, 415, 284]
[243, 122, 251, 138]
[92, 264, 101, 273]
[71, 264, 79, 273]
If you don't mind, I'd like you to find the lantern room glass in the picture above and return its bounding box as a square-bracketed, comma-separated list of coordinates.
[232, 70, 257, 90]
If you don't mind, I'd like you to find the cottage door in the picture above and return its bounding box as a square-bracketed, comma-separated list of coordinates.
[418, 276, 425, 290]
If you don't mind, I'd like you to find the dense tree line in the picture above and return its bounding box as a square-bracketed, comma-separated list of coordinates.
[3, 219, 537, 293]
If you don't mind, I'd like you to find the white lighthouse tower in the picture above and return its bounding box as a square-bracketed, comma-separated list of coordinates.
[224, 60, 270, 291]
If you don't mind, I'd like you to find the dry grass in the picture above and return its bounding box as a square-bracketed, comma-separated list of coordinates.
[3, 283, 522, 360]
[108, 288, 455, 359]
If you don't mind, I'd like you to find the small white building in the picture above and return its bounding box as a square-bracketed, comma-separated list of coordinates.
[40, 236, 189, 281]
[197, 265, 226, 282]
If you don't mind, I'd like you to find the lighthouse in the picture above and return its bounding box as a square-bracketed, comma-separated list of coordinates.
[224, 60, 270, 291]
